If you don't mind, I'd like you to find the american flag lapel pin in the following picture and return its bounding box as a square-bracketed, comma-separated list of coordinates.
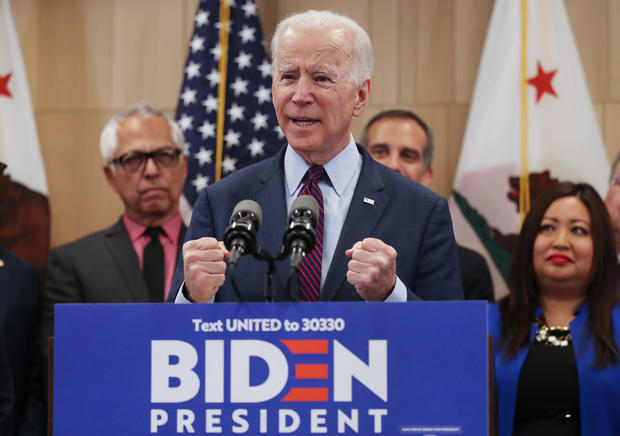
[363, 197, 375, 205]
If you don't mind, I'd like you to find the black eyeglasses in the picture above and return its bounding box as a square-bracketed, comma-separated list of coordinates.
[110, 146, 182, 172]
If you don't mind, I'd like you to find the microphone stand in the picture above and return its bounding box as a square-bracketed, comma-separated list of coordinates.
[252, 247, 279, 303]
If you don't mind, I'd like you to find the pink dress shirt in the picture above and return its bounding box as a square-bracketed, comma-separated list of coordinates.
[123, 214, 183, 300]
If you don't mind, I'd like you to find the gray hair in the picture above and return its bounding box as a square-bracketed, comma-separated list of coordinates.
[360, 109, 434, 171]
[270, 10, 373, 86]
[99, 101, 184, 164]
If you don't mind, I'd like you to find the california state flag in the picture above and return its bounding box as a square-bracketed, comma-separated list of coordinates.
[449, 0, 609, 299]
[0, 0, 50, 276]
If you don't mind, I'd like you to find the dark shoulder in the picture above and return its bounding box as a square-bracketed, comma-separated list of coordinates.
[50, 221, 123, 256]
[0, 246, 37, 278]
[457, 245, 487, 266]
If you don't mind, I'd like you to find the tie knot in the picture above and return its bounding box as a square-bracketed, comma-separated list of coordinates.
[144, 226, 163, 239]
[306, 165, 326, 182]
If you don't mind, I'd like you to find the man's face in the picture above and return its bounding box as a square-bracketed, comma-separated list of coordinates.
[104, 115, 187, 225]
[272, 26, 370, 165]
[365, 117, 433, 186]
[605, 168, 620, 248]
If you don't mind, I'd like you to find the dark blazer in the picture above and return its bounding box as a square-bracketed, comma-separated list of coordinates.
[42, 219, 186, 343]
[169, 145, 463, 302]
[0, 247, 46, 436]
[457, 245, 494, 301]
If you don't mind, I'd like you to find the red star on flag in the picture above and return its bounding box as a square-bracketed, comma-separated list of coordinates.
[527, 61, 557, 103]
[0, 72, 13, 98]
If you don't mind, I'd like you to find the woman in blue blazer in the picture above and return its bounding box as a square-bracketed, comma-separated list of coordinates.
[489, 182, 620, 436]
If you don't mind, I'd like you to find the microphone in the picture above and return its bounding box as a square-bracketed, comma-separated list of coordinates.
[223, 200, 263, 266]
[282, 195, 320, 269]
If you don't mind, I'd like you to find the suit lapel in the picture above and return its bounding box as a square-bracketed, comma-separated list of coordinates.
[320, 148, 390, 301]
[104, 219, 150, 302]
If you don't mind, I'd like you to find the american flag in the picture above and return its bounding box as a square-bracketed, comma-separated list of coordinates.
[176, 0, 286, 209]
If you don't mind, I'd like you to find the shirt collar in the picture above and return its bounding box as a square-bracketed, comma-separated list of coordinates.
[284, 134, 360, 197]
[123, 213, 183, 243]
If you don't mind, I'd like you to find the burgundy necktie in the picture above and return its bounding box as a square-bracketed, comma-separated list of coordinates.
[297, 165, 325, 301]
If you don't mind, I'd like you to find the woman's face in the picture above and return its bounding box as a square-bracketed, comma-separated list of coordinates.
[533, 196, 594, 294]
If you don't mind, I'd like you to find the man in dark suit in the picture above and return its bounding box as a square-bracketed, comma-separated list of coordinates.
[360, 109, 494, 301]
[42, 102, 188, 344]
[168, 10, 463, 303]
[0, 247, 46, 435]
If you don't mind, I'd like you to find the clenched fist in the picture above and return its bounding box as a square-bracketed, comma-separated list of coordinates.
[345, 237, 397, 301]
[182, 237, 229, 302]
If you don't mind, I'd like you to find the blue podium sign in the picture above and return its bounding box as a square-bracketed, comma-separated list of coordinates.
[54, 302, 488, 435]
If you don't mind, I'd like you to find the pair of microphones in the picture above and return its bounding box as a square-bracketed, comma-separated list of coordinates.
[222, 195, 320, 270]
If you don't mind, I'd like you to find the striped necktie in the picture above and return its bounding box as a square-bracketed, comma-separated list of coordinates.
[297, 165, 325, 301]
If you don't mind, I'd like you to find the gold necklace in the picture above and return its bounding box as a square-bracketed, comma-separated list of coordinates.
[535, 324, 572, 347]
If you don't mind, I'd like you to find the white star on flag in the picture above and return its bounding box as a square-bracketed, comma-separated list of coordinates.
[190, 35, 205, 53]
[222, 155, 238, 174]
[228, 103, 245, 122]
[225, 129, 241, 148]
[202, 94, 218, 113]
[250, 112, 268, 130]
[194, 147, 213, 166]
[239, 25, 256, 44]
[177, 114, 194, 131]
[181, 87, 197, 106]
[230, 77, 249, 96]
[247, 138, 265, 157]
[191, 174, 209, 192]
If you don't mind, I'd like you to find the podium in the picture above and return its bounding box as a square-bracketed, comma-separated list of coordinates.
[53, 302, 488, 435]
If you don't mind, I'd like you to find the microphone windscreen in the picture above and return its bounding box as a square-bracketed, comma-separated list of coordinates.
[230, 199, 263, 227]
[290, 195, 319, 221]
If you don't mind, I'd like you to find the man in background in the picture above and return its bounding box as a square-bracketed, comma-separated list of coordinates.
[0, 247, 46, 435]
[361, 109, 494, 301]
[42, 102, 188, 346]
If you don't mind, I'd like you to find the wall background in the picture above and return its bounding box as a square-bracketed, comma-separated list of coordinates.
[9, 0, 620, 248]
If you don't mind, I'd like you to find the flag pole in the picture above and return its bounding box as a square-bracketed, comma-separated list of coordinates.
[519, 0, 530, 224]
[519, 0, 530, 223]
[215, 0, 231, 182]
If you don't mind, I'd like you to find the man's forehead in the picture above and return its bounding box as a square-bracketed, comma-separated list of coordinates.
[276, 25, 353, 60]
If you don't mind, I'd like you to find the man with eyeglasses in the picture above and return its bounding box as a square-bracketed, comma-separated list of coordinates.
[605, 152, 620, 261]
[42, 102, 188, 350]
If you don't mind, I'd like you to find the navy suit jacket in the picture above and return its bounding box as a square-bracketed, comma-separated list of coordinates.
[169, 145, 463, 302]
[0, 247, 45, 435]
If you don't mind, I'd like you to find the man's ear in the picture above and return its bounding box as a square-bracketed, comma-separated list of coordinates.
[352, 78, 371, 118]
[421, 166, 434, 188]
[103, 165, 120, 194]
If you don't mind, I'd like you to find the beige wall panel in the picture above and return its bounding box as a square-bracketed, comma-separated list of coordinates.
[398, 0, 417, 104]
[448, 104, 470, 192]
[604, 104, 620, 164]
[415, 0, 455, 104]
[38, 0, 112, 111]
[185, 0, 200, 45]
[257, 0, 280, 44]
[368, 0, 398, 105]
[610, 0, 620, 100]
[564, 0, 608, 102]
[111, 0, 186, 110]
[415, 106, 449, 195]
[9, 0, 39, 105]
[38, 111, 123, 247]
[454, 0, 493, 103]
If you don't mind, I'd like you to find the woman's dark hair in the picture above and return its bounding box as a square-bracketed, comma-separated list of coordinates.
[499, 181, 618, 367]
